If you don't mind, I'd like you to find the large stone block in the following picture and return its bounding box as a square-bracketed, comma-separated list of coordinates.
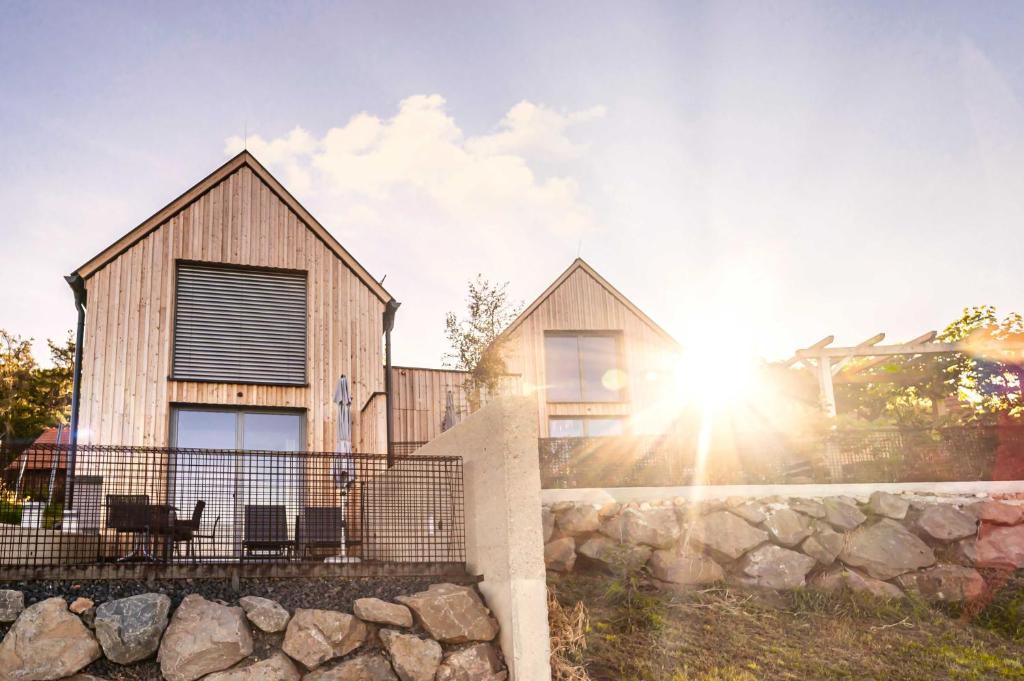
[739, 544, 817, 590]
[649, 547, 723, 586]
[543, 537, 576, 572]
[379, 629, 442, 681]
[354, 598, 413, 628]
[303, 653, 397, 681]
[238, 596, 290, 633]
[976, 524, 1024, 568]
[0, 597, 101, 681]
[435, 643, 507, 681]
[917, 506, 977, 542]
[203, 653, 301, 681]
[396, 584, 499, 644]
[867, 492, 909, 520]
[281, 609, 366, 670]
[839, 519, 936, 580]
[689, 511, 768, 560]
[897, 565, 986, 602]
[763, 508, 812, 547]
[94, 593, 171, 664]
[158, 594, 253, 681]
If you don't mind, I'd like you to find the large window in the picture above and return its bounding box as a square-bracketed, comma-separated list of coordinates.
[549, 417, 626, 438]
[171, 408, 305, 557]
[172, 263, 307, 385]
[544, 333, 623, 402]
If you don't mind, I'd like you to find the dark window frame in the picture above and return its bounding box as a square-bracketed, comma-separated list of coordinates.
[543, 331, 627, 404]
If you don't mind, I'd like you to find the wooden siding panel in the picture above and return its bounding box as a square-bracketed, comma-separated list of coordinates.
[502, 267, 680, 437]
[78, 166, 387, 450]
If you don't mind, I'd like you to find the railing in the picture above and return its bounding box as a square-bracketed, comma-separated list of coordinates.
[0, 444, 465, 568]
[538, 425, 1024, 489]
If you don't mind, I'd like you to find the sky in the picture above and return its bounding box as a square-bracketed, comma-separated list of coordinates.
[1, 1, 1023, 368]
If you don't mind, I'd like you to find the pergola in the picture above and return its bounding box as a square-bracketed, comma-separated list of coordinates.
[784, 332, 1024, 417]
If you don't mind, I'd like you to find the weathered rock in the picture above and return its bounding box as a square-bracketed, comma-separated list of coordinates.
[649, 547, 723, 585]
[435, 643, 507, 681]
[823, 497, 867, 531]
[839, 519, 936, 580]
[576, 535, 652, 573]
[541, 507, 555, 543]
[801, 525, 845, 565]
[203, 653, 301, 681]
[281, 608, 366, 669]
[867, 492, 910, 520]
[304, 653, 398, 681]
[239, 596, 290, 633]
[69, 597, 94, 615]
[728, 501, 766, 524]
[812, 568, 905, 600]
[158, 594, 253, 681]
[689, 511, 768, 560]
[976, 524, 1024, 568]
[763, 508, 812, 547]
[897, 565, 986, 602]
[966, 501, 1024, 526]
[0, 597, 101, 681]
[788, 498, 826, 519]
[917, 505, 977, 542]
[379, 629, 442, 681]
[739, 544, 817, 590]
[543, 537, 576, 572]
[954, 537, 978, 565]
[555, 504, 601, 535]
[601, 507, 680, 548]
[0, 589, 25, 623]
[396, 584, 499, 644]
[60, 676, 108, 681]
[94, 593, 172, 664]
[354, 598, 413, 628]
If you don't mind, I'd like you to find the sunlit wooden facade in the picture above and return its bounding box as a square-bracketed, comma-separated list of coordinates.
[71, 151, 395, 453]
[393, 259, 682, 445]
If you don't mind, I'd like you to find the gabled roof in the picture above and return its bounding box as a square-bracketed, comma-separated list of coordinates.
[72, 151, 394, 304]
[502, 258, 680, 346]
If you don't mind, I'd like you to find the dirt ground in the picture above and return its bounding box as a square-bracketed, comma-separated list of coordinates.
[550, 572, 1024, 681]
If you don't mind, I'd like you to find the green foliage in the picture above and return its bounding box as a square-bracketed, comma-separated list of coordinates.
[835, 306, 1024, 426]
[601, 552, 665, 635]
[0, 480, 23, 525]
[0, 329, 74, 447]
[443, 276, 521, 407]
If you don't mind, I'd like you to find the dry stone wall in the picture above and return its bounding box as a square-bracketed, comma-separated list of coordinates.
[543, 491, 1024, 602]
[0, 583, 506, 681]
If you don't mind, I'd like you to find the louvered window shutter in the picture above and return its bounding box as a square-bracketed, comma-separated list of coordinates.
[172, 263, 307, 385]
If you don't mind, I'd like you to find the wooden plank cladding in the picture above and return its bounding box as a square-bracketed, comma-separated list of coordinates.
[75, 158, 390, 452]
[500, 260, 682, 437]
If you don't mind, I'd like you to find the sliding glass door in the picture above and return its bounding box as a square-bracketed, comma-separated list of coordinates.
[171, 408, 304, 560]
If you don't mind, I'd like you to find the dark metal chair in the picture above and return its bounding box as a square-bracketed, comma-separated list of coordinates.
[242, 504, 292, 559]
[172, 500, 220, 562]
[296, 506, 346, 559]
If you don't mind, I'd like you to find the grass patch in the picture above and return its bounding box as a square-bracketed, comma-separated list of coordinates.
[551, 572, 1024, 681]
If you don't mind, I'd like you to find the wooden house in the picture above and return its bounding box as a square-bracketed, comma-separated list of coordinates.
[67, 151, 397, 454]
[391, 259, 682, 449]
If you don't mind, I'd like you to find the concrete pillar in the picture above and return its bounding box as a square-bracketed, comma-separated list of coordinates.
[416, 395, 551, 681]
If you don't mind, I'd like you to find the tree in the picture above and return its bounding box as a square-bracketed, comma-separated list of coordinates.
[0, 329, 75, 446]
[443, 276, 521, 408]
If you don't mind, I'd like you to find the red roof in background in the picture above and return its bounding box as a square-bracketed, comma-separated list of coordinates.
[5, 427, 70, 471]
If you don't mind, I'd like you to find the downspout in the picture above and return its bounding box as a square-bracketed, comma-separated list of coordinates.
[383, 299, 400, 467]
[64, 274, 87, 507]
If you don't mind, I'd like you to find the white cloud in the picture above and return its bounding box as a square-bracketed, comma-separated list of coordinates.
[224, 95, 605, 365]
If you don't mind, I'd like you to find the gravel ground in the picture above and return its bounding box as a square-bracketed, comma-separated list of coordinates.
[0, 574, 480, 680]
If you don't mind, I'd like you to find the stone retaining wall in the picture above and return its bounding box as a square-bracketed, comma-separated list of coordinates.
[542, 491, 1024, 601]
[0, 579, 508, 681]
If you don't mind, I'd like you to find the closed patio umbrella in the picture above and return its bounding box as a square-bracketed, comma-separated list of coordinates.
[332, 376, 355, 488]
[441, 390, 458, 432]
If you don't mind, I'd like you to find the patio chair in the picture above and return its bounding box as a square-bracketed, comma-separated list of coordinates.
[171, 500, 220, 562]
[242, 504, 292, 559]
[295, 506, 346, 559]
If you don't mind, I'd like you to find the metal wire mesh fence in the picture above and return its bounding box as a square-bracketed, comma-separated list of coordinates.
[0, 444, 465, 568]
[539, 425, 1024, 488]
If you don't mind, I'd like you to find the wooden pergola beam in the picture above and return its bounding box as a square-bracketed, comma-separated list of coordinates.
[838, 331, 937, 377]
